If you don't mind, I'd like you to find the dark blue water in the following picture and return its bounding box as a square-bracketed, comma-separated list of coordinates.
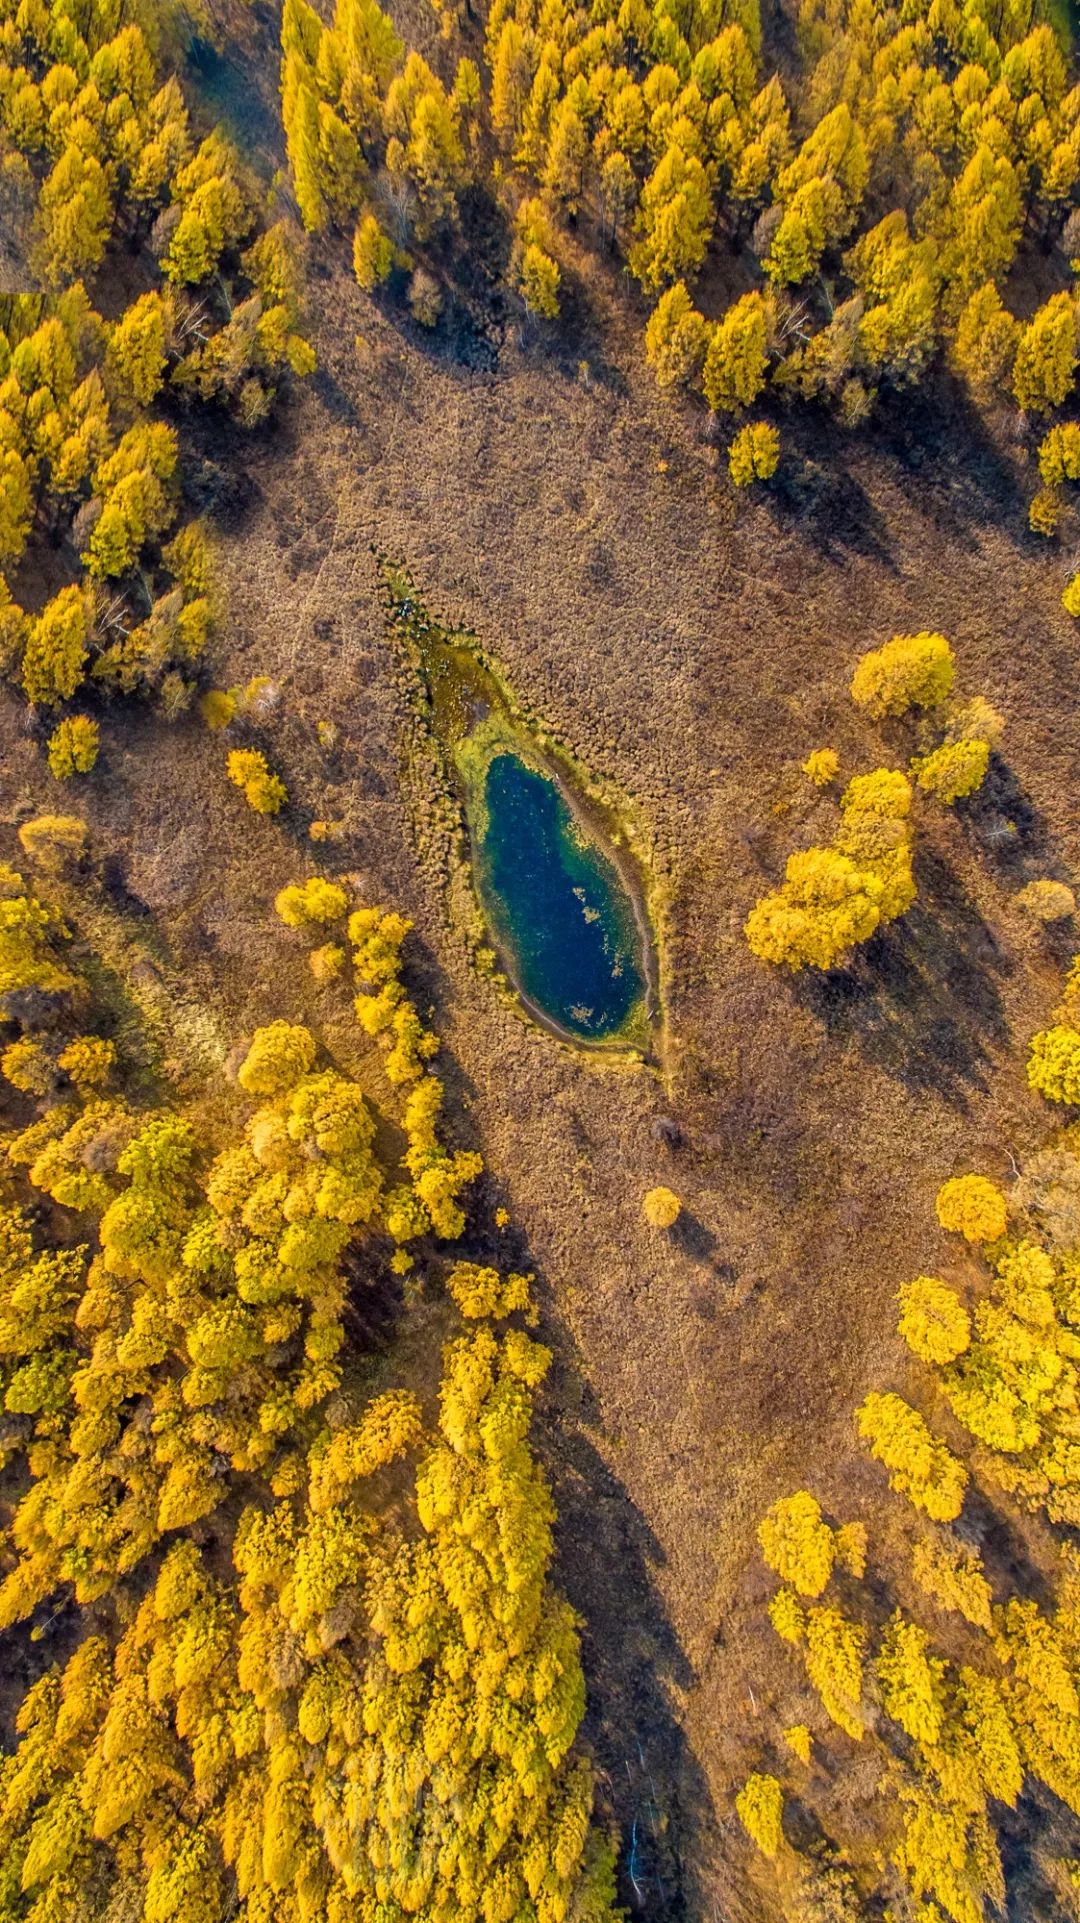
[476, 752, 646, 1039]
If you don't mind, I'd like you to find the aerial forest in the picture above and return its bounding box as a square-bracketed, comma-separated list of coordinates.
[1, 0, 1080, 1919]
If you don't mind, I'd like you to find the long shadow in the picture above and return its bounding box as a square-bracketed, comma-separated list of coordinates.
[346, 182, 512, 381]
[963, 756, 1057, 882]
[769, 450, 898, 567]
[543, 1347, 719, 1922]
[870, 375, 1032, 548]
[392, 935, 718, 1918]
[999, 1782, 1080, 1923]
[765, 366, 1033, 560]
[794, 846, 1011, 1106]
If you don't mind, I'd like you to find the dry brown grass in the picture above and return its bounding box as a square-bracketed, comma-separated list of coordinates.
[4, 42, 1080, 1909]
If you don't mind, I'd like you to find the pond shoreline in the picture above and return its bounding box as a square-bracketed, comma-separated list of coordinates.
[465, 731, 661, 1060]
[382, 563, 663, 1067]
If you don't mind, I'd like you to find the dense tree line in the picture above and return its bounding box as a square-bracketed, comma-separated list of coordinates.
[0, 828, 619, 1923]
[281, 0, 1080, 511]
[0, 0, 315, 774]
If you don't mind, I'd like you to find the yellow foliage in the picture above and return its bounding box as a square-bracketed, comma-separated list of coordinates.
[237, 1022, 317, 1098]
[274, 878, 349, 928]
[802, 748, 839, 786]
[912, 738, 990, 805]
[935, 1174, 1008, 1243]
[17, 815, 89, 875]
[804, 1603, 866, 1739]
[309, 943, 346, 983]
[57, 1036, 115, 1088]
[1029, 1026, 1080, 1106]
[47, 715, 99, 779]
[226, 748, 287, 815]
[876, 1610, 947, 1746]
[1016, 879, 1076, 924]
[642, 1185, 681, 1228]
[758, 1490, 837, 1598]
[736, 1772, 784, 1856]
[910, 1531, 993, 1630]
[857, 1391, 967, 1520]
[445, 1262, 532, 1319]
[850, 632, 954, 719]
[728, 420, 780, 485]
[199, 689, 236, 730]
[898, 1276, 971, 1365]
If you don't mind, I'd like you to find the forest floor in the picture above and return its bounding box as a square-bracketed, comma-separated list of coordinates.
[5, 21, 1080, 1918]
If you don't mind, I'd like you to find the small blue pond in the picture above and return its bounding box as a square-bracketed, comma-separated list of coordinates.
[474, 752, 647, 1040]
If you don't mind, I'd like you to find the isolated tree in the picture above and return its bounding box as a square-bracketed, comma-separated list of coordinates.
[47, 716, 99, 778]
[802, 748, 839, 785]
[642, 1186, 681, 1228]
[274, 878, 348, 928]
[351, 212, 396, 290]
[226, 749, 287, 816]
[851, 632, 954, 718]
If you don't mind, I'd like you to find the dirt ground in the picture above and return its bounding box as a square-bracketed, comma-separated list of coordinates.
[5, 31, 1080, 1916]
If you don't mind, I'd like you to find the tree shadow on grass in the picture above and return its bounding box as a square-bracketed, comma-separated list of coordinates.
[543, 1345, 719, 1922]
[998, 1783, 1080, 1923]
[870, 377, 1032, 551]
[767, 452, 897, 567]
[963, 756, 1057, 883]
[389, 939, 719, 1919]
[765, 370, 1032, 562]
[794, 847, 1012, 1107]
